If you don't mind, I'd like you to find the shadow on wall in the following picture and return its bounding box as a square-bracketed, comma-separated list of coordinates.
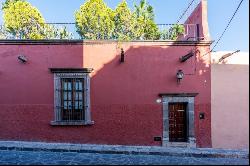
[0, 41, 211, 147]
[85, 41, 212, 147]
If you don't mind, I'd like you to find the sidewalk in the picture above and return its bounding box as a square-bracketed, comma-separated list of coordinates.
[0, 141, 248, 159]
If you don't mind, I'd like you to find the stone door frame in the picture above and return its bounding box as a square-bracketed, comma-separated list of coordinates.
[159, 93, 198, 148]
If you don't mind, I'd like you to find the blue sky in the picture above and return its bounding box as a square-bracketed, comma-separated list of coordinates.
[0, 0, 249, 51]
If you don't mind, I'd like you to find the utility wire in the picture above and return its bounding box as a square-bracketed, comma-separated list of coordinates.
[210, 0, 244, 52]
[202, 0, 245, 57]
[176, 0, 196, 24]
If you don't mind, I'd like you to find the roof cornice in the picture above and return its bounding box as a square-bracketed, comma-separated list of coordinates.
[0, 39, 213, 46]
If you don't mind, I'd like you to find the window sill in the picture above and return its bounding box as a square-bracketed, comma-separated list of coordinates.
[50, 121, 94, 126]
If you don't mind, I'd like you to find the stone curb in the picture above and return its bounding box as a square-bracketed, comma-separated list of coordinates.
[0, 141, 248, 159]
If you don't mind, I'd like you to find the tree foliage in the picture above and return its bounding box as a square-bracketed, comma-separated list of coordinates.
[134, 0, 160, 40]
[1, 0, 20, 9]
[1, 0, 185, 40]
[42, 25, 74, 39]
[2, 0, 73, 39]
[113, 0, 137, 40]
[168, 24, 185, 40]
[161, 24, 185, 40]
[0, 26, 9, 39]
[75, 0, 115, 40]
[75, 0, 184, 41]
[3, 0, 46, 39]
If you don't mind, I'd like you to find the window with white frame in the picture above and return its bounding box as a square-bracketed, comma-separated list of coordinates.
[50, 68, 94, 126]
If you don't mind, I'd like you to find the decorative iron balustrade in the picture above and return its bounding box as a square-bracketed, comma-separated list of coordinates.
[0, 23, 200, 41]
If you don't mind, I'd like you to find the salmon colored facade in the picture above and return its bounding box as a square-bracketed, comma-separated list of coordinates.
[0, 0, 213, 148]
[211, 52, 249, 150]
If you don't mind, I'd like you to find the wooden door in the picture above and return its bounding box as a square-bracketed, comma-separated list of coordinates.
[169, 103, 187, 142]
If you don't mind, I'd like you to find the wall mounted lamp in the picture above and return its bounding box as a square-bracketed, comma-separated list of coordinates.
[176, 70, 184, 84]
[120, 48, 125, 63]
[18, 55, 28, 64]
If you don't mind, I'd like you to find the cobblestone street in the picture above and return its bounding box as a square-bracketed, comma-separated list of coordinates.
[0, 150, 248, 165]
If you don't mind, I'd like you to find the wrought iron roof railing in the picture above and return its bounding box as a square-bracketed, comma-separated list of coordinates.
[0, 23, 200, 41]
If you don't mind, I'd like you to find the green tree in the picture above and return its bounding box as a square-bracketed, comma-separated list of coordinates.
[113, 0, 137, 41]
[0, 26, 8, 39]
[161, 24, 185, 40]
[75, 0, 115, 40]
[74, 0, 184, 41]
[2, 0, 73, 39]
[3, 0, 46, 39]
[1, 0, 19, 9]
[169, 24, 185, 40]
[134, 0, 160, 40]
[42, 25, 74, 39]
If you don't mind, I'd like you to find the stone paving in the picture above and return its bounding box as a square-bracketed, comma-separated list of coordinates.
[0, 141, 248, 165]
[0, 141, 248, 159]
[0, 150, 249, 165]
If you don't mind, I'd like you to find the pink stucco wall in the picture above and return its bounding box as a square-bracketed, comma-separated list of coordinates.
[211, 53, 249, 150]
[0, 44, 83, 105]
[0, 0, 213, 147]
[184, 0, 210, 40]
[0, 41, 212, 147]
[84, 41, 212, 147]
